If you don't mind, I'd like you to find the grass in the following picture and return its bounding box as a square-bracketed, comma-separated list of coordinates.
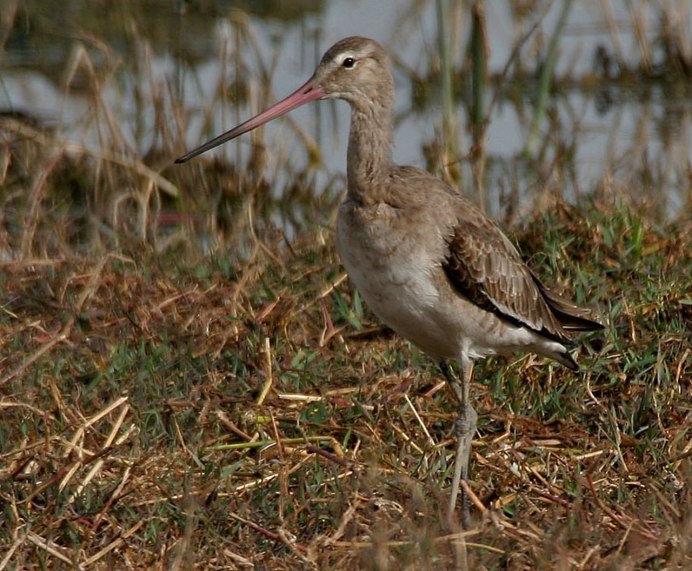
[1, 198, 690, 569]
[1, 3, 691, 569]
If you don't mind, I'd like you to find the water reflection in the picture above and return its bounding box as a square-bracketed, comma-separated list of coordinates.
[0, 0, 689, 256]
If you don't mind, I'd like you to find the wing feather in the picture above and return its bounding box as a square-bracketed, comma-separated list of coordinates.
[385, 168, 603, 340]
[442, 210, 580, 341]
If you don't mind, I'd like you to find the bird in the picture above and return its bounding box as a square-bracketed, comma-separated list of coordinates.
[175, 36, 603, 528]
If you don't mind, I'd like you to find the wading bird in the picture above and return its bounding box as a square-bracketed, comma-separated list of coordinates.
[176, 36, 602, 528]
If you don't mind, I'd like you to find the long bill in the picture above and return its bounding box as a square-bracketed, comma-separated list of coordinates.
[175, 76, 323, 164]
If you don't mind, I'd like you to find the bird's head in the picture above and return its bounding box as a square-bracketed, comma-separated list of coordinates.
[175, 36, 392, 163]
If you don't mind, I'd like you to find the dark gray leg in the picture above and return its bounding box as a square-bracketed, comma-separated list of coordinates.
[440, 359, 477, 529]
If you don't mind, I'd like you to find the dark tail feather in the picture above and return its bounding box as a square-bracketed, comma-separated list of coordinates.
[537, 282, 605, 332]
[555, 348, 580, 371]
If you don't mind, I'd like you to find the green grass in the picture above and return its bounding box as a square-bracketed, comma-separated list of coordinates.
[1, 197, 690, 569]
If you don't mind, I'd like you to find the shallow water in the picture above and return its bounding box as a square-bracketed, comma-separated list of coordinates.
[1, 0, 690, 235]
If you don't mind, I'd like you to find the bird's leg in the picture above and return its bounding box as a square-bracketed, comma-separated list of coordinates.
[440, 358, 477, 529]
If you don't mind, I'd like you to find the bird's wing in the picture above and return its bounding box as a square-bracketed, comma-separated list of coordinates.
[442, 207, 568, 340]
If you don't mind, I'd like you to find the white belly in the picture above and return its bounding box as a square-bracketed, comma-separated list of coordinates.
[336, 202, 463, 357]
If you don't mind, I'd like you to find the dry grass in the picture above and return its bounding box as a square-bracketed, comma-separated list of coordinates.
[0, 196, 690, 569]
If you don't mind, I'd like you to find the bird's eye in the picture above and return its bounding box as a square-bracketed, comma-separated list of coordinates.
[342, 57, 356, 69]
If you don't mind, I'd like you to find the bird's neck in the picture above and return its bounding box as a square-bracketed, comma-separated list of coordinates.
[346, 104, 394, 205]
